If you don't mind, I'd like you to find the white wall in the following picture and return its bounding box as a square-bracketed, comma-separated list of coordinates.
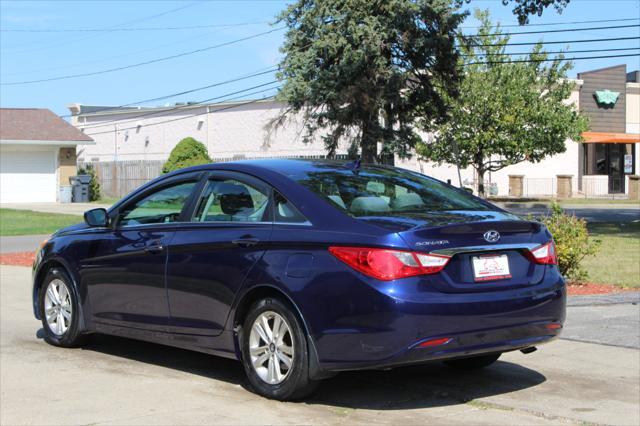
[71, 80, 639, 197]
[74, 101, 348, 162]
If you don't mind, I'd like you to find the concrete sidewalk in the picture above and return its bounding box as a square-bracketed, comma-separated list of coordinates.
[1, 265, 638, 426]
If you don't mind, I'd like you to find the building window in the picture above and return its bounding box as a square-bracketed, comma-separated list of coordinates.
[583, 143, 635, 175]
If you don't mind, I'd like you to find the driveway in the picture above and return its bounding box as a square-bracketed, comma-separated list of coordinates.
[1, 265, 638, 425]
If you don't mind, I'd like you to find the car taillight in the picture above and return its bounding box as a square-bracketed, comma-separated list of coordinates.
[528, 241, 557, 265]
[328, 246, 451, 281]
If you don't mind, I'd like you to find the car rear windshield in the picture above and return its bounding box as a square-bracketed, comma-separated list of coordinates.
[287, 165, 491, 217]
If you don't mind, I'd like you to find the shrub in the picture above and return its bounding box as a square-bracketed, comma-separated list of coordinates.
[162, 137, 211, 174]
[539, 203, 600, 282]
[77, 164, 101, 202]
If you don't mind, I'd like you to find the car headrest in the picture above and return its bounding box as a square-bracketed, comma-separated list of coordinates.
[217, 183, 254, 215]
[391, 193, 425, 209]
[350, 196, 390, 215]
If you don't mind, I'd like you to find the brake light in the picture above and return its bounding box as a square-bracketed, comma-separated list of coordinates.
[328, 246, 451, 280]
[529, 241, 557, 265]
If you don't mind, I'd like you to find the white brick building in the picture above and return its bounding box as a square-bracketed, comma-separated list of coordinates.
[69, 65, 640, 198]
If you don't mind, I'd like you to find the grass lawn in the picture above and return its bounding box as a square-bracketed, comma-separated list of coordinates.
[91, 197, 120, 206]
[584, 221, 640, 288]
[0, 209, 81, 237]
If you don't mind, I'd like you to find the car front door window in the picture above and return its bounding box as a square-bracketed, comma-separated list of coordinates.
[118, 181, 197, 227]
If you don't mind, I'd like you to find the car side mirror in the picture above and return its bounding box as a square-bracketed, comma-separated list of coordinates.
[84, 208, 108, 227]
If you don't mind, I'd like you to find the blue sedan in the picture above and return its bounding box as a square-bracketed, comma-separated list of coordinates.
[32, 159, 565, 400]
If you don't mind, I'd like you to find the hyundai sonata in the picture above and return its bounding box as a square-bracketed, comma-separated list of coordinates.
[32, 159, 565, 400]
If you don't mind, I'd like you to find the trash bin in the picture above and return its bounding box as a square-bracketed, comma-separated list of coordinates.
[59, 185, 72, 203]
[69, 175, 91, 202]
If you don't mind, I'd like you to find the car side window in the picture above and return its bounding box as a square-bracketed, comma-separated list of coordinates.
[193, 179, 269, 223]
[274, 191, 307, 224]
[118, 181, 197, 227]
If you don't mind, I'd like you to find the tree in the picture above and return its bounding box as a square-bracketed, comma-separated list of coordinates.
[456, 0, 570, 25]
[272, 0, 571, 164]
[272, 0, 465, 164]
[162, 137, 211, 173]
[416, 10, 588, 197]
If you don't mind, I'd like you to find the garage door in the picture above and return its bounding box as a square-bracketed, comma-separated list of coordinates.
[0, 149, 57, 203]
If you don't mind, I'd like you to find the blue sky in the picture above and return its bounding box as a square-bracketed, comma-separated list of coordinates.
[1, 0, 639, 117]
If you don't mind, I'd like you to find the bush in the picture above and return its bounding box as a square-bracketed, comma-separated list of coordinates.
[77, 164, 101, 202]
[539, 203, 600, 282]
[162, 137, 211, 173]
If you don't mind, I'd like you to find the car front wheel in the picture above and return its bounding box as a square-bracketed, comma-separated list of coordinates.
[240, 297, 319, 400]
[39, 268, 86, 347]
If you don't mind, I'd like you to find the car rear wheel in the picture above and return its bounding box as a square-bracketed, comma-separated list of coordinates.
[443, 353, 501, 370]
[39, 268, 86, 347]
[240, 297, 319, 400]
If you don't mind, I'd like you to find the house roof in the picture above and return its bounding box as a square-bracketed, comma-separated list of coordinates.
[0, 108, 93, 143]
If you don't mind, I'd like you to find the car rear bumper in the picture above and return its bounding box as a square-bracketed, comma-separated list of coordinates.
[306, 270, 566, 373]
[318, 321, 562, 372]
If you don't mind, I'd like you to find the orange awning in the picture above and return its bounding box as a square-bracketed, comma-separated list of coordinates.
[581, 132, 640, 144]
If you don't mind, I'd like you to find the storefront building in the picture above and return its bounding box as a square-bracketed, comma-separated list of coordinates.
[579, 65, 639, 195]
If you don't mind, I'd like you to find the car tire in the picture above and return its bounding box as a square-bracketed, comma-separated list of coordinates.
[443, 353, 501, 370]
[240, 297, 319, 400]
[39, 268, 87, 348]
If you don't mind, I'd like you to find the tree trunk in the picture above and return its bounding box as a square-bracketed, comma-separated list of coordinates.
[476, 166, 486, 198]
[360, 117, 378, 164]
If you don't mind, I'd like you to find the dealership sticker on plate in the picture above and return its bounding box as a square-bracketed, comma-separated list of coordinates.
[472, 254, 511, 282]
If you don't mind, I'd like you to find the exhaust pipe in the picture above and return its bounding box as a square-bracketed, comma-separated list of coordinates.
[521, 346, 537, 354]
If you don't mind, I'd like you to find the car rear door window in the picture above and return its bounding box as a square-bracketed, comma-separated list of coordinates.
[274, 191, 308, 224]
[118, 181, 197, 227]
[193, 179, 269, 223]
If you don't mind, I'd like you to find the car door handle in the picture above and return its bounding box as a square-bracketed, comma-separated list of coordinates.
[144, 241, 165, 254]
[231, 238, 260, 247]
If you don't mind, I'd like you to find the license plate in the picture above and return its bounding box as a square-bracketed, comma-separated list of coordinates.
[472, 254, 511, 282]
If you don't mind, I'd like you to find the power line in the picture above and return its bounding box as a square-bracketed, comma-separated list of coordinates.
[462, 46, 640, 57]
[463, 23, 640, 38]
[6, 16, 638, 32]
[460, 17, 639, 29]
[78, 80, 280, 129]
[3, 2, 200, 54]
[470, 35, 640, 47]
[0, 27, 285, 86]
[60, 66, 278, 118]
[83, 87, 280, 137]
[0, 21, 271, 33]
[468, 52, 640, 66]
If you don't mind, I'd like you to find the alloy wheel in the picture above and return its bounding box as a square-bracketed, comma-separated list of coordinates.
[249, 311, 294, 385]
[44, 279, 72, 336]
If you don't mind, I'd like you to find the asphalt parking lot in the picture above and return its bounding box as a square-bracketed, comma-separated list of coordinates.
[1, 265, 638, 425]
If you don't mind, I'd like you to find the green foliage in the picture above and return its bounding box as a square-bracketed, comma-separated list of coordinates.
[273, 0, 466, 163]
[539, 203, 600, 282]
[455, 0, 570, 25]
[77, 164, 101, 202]
[417, 9, 588, 197]
[162, 137, 211, 174]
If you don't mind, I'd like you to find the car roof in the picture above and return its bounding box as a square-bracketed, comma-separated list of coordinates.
[171, 158, 395, 177]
